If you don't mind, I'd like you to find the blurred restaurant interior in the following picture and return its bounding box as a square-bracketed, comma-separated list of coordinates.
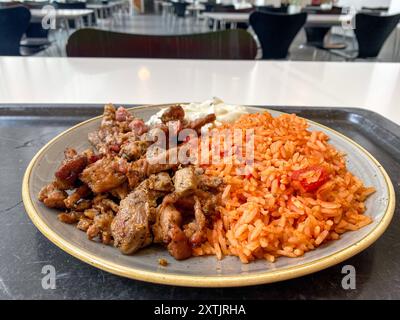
[1, 0, 400, 61]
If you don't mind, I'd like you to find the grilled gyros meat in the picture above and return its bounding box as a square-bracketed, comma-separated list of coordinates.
[38, 104, 222, 261]
[111, 173, 174, 255]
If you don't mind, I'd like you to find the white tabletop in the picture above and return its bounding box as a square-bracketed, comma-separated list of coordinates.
[187, 4, 205, 11]
[30, 9, 94, 19]
[202, 12, 344, 27]
[87, 1, 127, 9]
[87, 4, 115, 9]
[0, 57, 399, 125]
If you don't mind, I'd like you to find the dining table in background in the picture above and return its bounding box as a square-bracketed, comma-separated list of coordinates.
[202, 12, 347, 30]
[0, 56, 399, 125]
[187, 3, 205, 20]
[30, 8, 95, 33]
[86, 0, 130, 22]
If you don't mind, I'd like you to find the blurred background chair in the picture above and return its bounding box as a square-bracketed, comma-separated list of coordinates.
[249, 11, 307, 59]
[172, 1, 189, 18]
[66, 28, 257, 59]
[22, 0, 50, 39]
[324, 13, 400, 60]
[18, 1, 53, 54]
[0, 5, 32, 56]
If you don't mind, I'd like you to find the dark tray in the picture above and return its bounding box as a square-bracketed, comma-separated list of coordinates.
[1, 104, 399, 300]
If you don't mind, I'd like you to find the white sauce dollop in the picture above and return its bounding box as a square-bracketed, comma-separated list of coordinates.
[146, 98, 248, 127]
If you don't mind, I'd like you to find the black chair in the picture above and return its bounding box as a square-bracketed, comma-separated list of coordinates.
[326, 13, 400, 60]
[172, 2, 188, 17]
[0, 6, 30, 56]
[355, 13, 400, 58]
[53, 1, 86, 9]
[66, 28, 257, 59]
[249, 11, 307, 59]
[212, 5, 235, 12]
[204, 3, 234, 12]
[19, 1, 53, 53]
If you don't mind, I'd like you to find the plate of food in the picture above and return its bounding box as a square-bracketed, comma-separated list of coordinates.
[22, 99, 395, 287]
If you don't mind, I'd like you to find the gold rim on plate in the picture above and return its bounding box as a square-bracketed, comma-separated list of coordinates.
[22, 105, 396, 287]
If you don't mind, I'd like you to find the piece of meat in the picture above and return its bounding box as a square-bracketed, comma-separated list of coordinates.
[64, 185, 91, 209]
[173, 166, 198, 196]
[83, 208, 99, 220]
[115, 106, 133, 122]
[38, 183, 68, 209]
[88, 126, 126, 155]
[167, 226, 192, 260]
[158, 166, 199, 209]
[195, 189, 220, 215]
[158, 258, 168, 266]
[129, 118, 148, 136]
[91, 194, 119, 214]
[80, 157, 126, 193]
[140, 125, 168, 145]
[197, 174, 223, 191]
[54, 149, 88, 190]
[119, 140, 149, 161]
[74, 199, 92, 212]
[111, 178, 161, 254]
[82, 148, 102, 165]
[87, 212, 114, 244]
[88, 105, 135, 155]
[146, 172, 174, 192]
[109, 182, 129, 200]
[64, 148, 77, 159]
[153, 204, 192, 260]
[174, 196, 195, 211]
[58, 211, 82, 224]
[153, 204, 182, 243]
[125, 150, 179, 189]
[111, 172, 172, 254]
[161, 105, 185, 123]
[186, 114, 216, 132]
[190, 196, 207, 245]
[77, 217, 93, 232]
[101, 104, 116, 127]
[88, 130, 104, 153]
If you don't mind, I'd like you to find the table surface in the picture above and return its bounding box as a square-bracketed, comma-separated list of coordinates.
[30, 8, 94, 18]
[0, 57, 399, 125]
